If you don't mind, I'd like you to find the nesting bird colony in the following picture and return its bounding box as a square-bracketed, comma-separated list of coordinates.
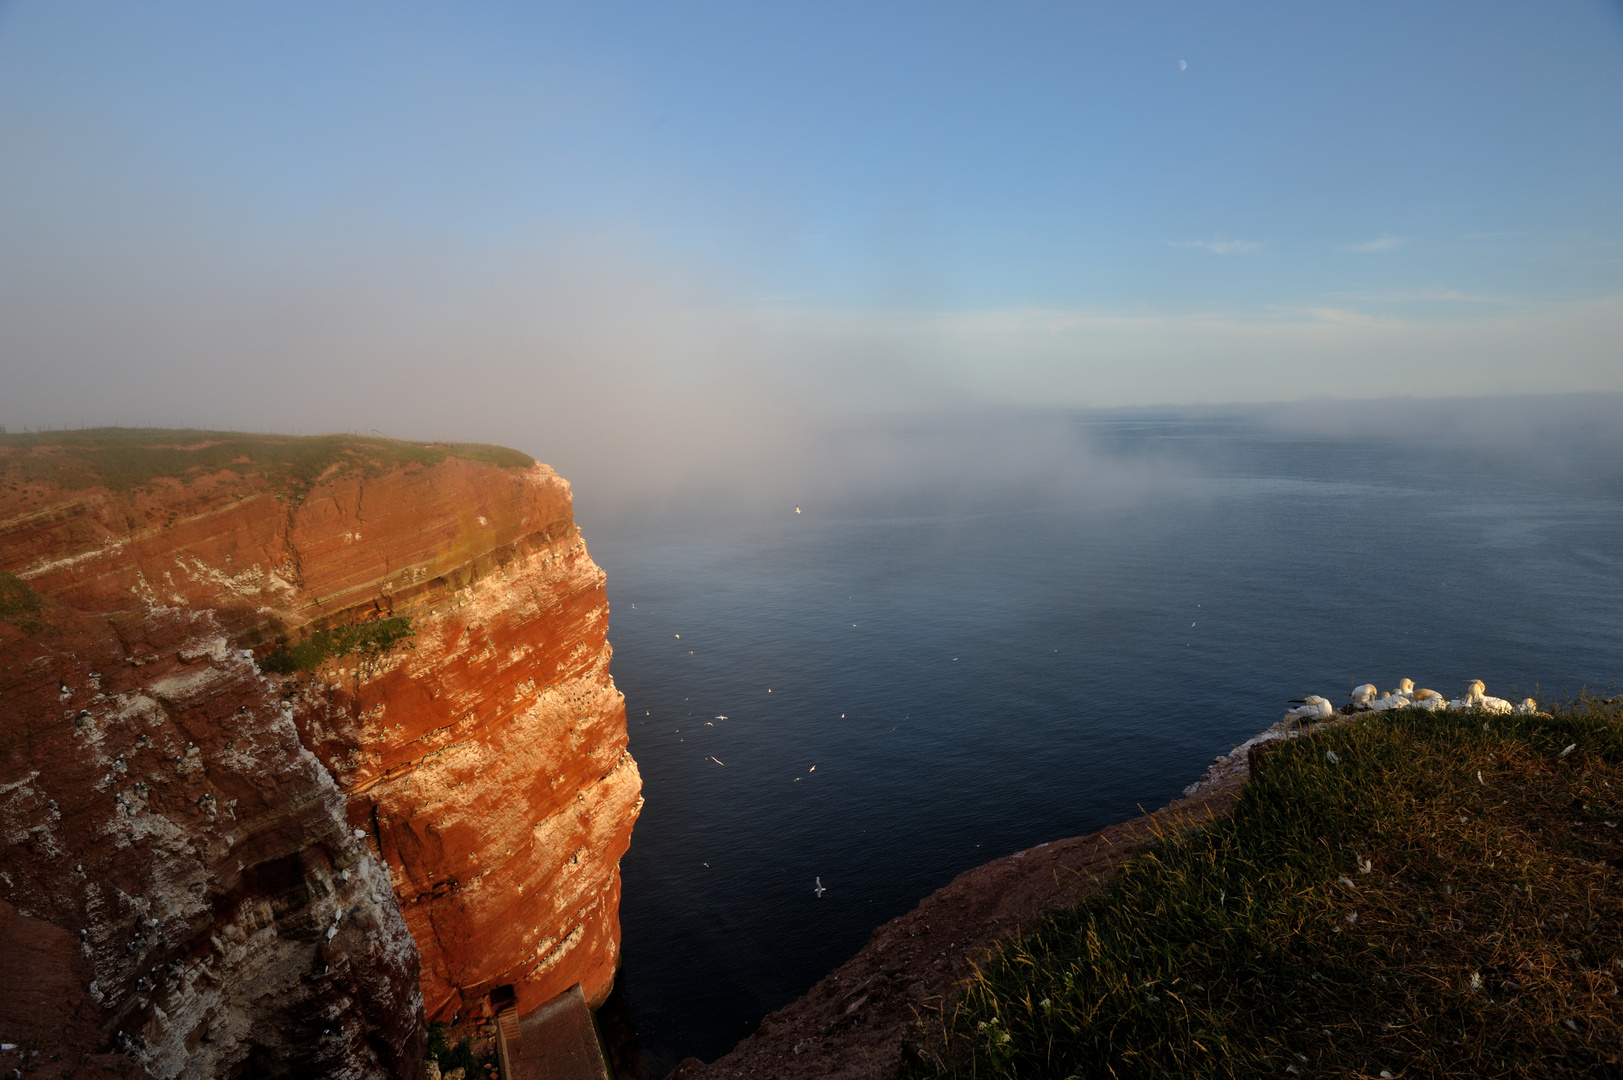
[1286, 679, 1544, 723]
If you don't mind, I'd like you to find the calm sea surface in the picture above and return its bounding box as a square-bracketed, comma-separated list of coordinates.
[581, 411, 1623, 1076]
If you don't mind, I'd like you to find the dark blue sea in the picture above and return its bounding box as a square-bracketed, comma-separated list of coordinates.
[577, 403, 1623, 1076]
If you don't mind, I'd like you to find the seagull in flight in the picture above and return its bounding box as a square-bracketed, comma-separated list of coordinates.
[814, 876, 826, 898]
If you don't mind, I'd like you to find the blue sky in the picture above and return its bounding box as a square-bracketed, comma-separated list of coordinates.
[2, 1, 1621, 474]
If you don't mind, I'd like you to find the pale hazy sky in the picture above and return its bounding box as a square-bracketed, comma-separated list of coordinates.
[2, 2, 1621, 489]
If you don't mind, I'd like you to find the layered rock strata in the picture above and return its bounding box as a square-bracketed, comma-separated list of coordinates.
[0, 432, 640, 1075]
[0, 606, 423, 1079]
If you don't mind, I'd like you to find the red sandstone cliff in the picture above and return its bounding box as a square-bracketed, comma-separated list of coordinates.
[0, 431, 640, 1077]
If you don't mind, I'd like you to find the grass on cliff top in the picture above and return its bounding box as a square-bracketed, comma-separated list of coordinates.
[910, 700, 1623, 1080]
[0, 427, 533, 493]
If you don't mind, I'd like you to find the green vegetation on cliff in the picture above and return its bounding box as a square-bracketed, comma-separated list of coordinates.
[0, 571, 43, 623]
[261, 616, 416, 673]
[0, 428, 533, 493]
[913, 701, 1623, 1079]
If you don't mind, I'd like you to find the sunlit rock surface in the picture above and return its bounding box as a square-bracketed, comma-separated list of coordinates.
[0, 432, 640, 1076]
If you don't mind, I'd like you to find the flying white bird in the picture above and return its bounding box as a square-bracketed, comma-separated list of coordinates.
[795, 507, 802, 514]
[814, 876, 825, 898]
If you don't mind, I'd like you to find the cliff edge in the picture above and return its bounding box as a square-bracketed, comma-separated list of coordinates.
[665, 725, 1287, 1080]
[0, 430, 641, 1078]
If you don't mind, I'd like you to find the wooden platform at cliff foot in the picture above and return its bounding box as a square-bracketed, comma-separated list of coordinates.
[495, 984, 611, 1080]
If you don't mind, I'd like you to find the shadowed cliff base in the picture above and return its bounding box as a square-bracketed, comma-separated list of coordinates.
[669, 699, 1623, 1080]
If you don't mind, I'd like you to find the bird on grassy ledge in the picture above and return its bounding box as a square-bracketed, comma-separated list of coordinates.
[1450, 679, 1513, 714]
[1369, 679, 1414, 712]
[1410, 685, 1450, 712]
[1513, 697, 1543, 715]
[1285, 695, 1334, 722]
[1347, 684, 1379, 710]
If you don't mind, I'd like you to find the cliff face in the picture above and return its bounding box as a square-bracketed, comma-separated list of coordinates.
[0, 603, 423, 1079]
[0, 432, 640, 1075]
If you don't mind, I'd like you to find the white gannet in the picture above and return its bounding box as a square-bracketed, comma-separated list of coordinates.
[1409, 684, 1448, 711]
[814, 876, 825, 898]
[1369, 678, 1414, 712]
[1348, 684, 1379, 710]
[1449, 679, 1484, 711]
[1513, 697, 1541, 715]
[1457, 679, 1513, 714]
[1454, 678, 1512, 711]
[1285, 695, 1334, 722]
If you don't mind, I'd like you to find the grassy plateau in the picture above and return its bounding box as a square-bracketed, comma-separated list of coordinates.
[910, 701, 1623, 1079]
[0, 428, 532, 493]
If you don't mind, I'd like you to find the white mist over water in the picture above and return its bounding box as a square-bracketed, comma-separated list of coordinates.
[571, 393, 1623, 533]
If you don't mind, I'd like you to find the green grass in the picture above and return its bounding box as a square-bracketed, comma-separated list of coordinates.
[0, 571, 43, 622]
[0, 428, 533, 493]
[910, 701, 1623, 1079]
[260, 616, 416, 674]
